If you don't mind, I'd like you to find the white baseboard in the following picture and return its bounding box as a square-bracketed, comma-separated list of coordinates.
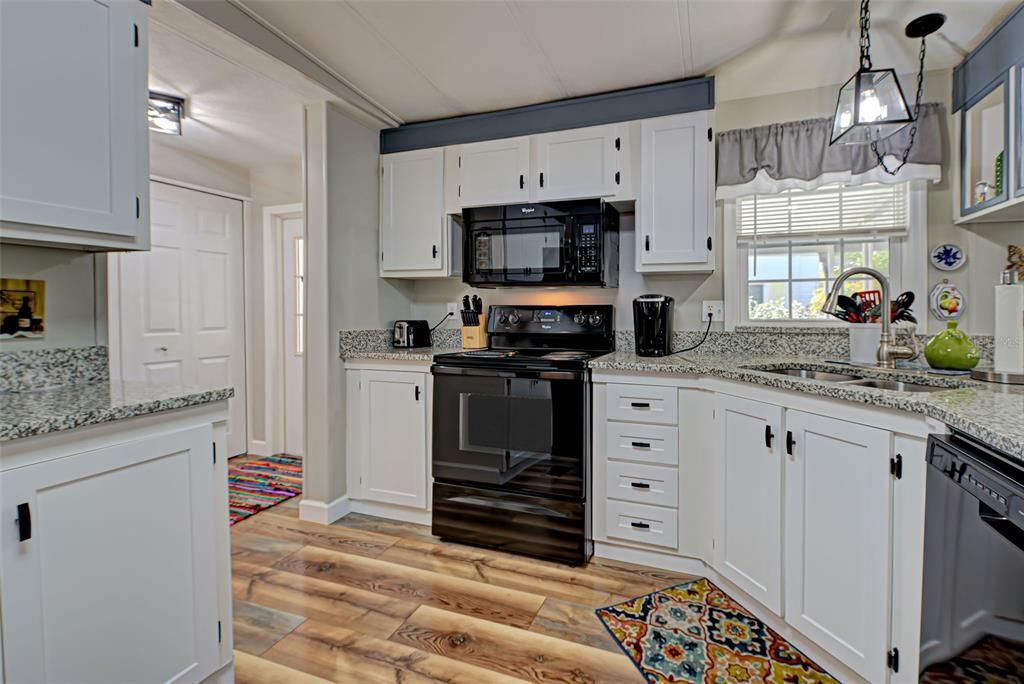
[299, 495, 351, 524]
[201, 660, 234, 684]
[246, 439, 270, 457]
[347, 500, 432, 526]
[594, 541, 707, 577]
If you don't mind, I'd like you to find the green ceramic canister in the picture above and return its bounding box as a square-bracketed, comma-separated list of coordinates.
[924, 321, 980, 370]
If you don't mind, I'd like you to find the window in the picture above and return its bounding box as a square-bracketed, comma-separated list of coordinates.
[294, 236, 304, 355]
[731, 183, 912, 324]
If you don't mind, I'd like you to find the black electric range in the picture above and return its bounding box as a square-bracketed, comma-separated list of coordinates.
[430, 305, 614, 565]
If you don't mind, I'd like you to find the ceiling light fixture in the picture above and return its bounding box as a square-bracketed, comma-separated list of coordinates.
[830, 0, 944, 173]
[148, 91, 185, 136]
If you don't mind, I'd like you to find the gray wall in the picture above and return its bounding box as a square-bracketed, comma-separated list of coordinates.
[0, 245, 105, 351]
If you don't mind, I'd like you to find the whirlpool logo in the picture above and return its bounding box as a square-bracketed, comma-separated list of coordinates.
[520, 207, 535, 214]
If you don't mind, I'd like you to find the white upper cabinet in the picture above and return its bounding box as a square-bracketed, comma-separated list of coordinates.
[783, 410, 893, 683]
[0, 0, 150, 250]
[456, 136, 531, 207]
[637, 110, 714, 273]
[532, 124, 621, 202]
[380, 149, 449, 276]
[714, 393, 784, 615]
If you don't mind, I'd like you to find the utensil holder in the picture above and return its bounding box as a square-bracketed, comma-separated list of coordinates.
[849, 323, 882, 364]
[461, 324, 488, 350]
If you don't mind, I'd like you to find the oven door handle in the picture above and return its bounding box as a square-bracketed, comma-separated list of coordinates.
[432, 365, 583, 381]
[447, 495, 568, 518]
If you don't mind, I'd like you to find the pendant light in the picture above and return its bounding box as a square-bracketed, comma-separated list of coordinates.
[830, 0, 945, 174]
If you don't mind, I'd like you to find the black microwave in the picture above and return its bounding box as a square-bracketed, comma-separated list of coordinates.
[462, 200, 619, 287]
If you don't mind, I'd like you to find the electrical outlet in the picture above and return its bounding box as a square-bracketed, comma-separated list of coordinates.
[702, 300, 724, 322]
[447, 302, 459, 319]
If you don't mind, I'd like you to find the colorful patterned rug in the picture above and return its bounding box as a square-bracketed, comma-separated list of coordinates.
[228, 455, 302, 525]
[596, 577, 839, 684]
[920, 635, 1024, 683]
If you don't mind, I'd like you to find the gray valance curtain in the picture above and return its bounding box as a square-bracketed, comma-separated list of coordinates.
[716, 102, 944, 199]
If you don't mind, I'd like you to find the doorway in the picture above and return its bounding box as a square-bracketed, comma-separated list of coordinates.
[109, 180, 248, 455]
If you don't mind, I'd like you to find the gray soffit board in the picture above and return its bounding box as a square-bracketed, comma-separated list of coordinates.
[952, 2, 1024, 112]
[379, 77, 715, 154]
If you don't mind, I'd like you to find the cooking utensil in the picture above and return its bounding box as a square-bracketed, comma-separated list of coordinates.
[836, 295, 865, 323]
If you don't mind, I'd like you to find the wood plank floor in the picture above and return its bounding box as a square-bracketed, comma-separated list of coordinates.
[230, 494, 698, 683]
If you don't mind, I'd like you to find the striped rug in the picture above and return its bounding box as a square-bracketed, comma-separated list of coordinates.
[228, 454, 302, 525]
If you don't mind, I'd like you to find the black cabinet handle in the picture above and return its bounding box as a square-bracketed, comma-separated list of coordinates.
[414, 386, 421, 401]
[17, 503, 31, 542]
[630, 521, 650, 529]
[786, 430, 795, 455]
[615, 136, 621, 151]
[519, 174, 524, 189]
[432, 244, 438, 259]
[765, 425, 774, 448]
[539, 172, 544, 187]
[631, 441, 651, 449]
[630, 401, 650, 409]
[644, 235, 650, 251]
[630, 482, 651, 489]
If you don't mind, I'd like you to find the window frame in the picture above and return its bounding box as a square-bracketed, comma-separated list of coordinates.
[723, 181, 927, 330]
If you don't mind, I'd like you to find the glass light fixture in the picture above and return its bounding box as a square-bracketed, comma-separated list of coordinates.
[830, 1, 944, 149]
[148, 91, 185, 136]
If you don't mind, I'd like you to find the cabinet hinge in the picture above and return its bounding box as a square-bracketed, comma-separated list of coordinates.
[212, 442, 216, 465]
[134, 23, 139, 47]
[890, 454, 903, 480]
[217, 620, 222, 643]
[458, 155, 461, 169]
[887, 647, 899, 673]
[707, 127, 712, 142]
[615, 137, 621, 151]
[457, 184, 461, 197]
[136, 196, 140, 219]
[614, 171, 621, 185]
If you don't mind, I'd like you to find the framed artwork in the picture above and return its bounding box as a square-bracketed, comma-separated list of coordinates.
[0, 279, 46, 339]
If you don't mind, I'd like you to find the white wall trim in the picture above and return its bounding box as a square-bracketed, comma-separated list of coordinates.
[256, 202, 304, 457]
[722, 200, 739, 331]
[298, 495, 351, 524]
[150, 175, 252, 201]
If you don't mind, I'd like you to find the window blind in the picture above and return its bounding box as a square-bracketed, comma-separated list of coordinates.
[736, 183, 908, 242]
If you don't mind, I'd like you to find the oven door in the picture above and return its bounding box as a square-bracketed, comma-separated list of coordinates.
[465, 218, 572, 285]
[431, 365, 588, 499]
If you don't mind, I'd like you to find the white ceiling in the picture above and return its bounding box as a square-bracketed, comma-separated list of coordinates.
[148, 8, 310, 170]
[234, 0, 1019, 124]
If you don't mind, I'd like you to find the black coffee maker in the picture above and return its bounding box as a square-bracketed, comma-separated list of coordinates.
[633, 295, 674, 357]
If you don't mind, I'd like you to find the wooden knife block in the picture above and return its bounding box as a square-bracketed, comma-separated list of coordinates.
[461, 324, 488, 350]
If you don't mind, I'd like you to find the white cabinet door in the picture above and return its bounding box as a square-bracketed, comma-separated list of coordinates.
[457, 136, 531, 207]
[532, 125, 620, 201]
[714, 394, 784, 614]
[637, 111, 713, 272]
[0, 425, 219, 684]
[360, 370, 428, 508]
[116, 182, 247, 456]
[784, 410, 893, 683]
[380, 149, 446, 274]
[0, 0, 148, 248]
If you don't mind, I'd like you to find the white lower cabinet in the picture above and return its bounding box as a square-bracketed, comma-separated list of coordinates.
[356, 369, 429, 508]
[783, 410, 893, 683]
[714, 394, 784, 615]
[1, 423, 225, 683]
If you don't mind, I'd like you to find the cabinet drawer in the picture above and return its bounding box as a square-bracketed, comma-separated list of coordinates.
[606, 384, 677, 425]
[606, 461, 678, 507]
[605, 422, 678, 465]
[605, 500, 678, 549]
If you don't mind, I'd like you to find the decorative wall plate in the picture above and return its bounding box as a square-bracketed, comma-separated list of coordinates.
[929, 281, 965, 320]
[931, 243, 965, 271]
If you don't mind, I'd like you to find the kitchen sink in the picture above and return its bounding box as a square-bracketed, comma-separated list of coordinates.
[844, 378, 948, 392]
[760, 368, 864, 382]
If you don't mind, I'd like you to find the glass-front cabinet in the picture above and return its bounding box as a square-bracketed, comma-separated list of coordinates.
[1017, 62, 1024, 198]
[961, 75, 1009, 215]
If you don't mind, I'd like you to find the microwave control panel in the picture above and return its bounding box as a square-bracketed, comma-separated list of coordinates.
[576, 224, 600, 273]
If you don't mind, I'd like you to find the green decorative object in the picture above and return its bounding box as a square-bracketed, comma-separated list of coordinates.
[995, 150, 1004, 196]
[925, 321, 980, 370]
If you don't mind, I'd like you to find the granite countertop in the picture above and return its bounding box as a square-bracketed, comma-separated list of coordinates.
[590, 352, 1024, 462]
[340, 347, 442, 362]
[0, 380, 235, 442]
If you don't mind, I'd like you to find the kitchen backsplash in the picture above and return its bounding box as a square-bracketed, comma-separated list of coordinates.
[0, 345, 109, 392]
[341, 326, 994, 364]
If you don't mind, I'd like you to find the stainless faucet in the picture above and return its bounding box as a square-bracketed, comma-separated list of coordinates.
[822, 267, 919, 368]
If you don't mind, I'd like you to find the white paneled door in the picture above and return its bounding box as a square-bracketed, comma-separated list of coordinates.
[115, 182, 247, 454]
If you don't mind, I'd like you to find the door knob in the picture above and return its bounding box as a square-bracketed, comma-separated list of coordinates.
[158, 346, 168, 352]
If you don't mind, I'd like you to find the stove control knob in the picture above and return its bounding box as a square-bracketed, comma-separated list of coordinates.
[588, 312, 604, 327]
[573, 313, 587, 326]
[508, 312, 521, 325]
[498, 313, 509, 325]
